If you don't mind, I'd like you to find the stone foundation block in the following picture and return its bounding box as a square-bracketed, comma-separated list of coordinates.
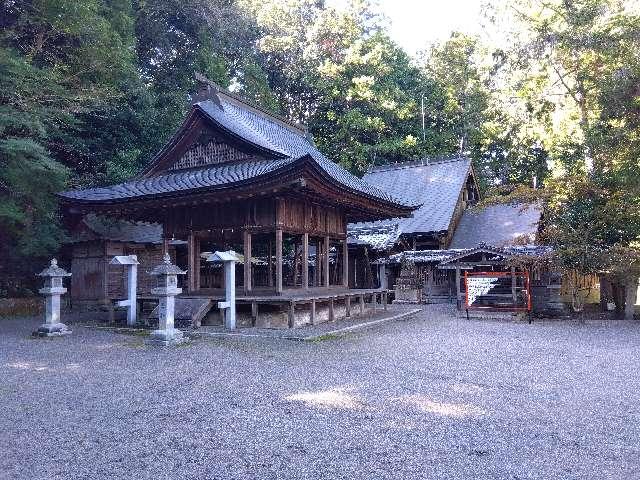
[33, 322, 72, 337]
[144, 328, 188, 346]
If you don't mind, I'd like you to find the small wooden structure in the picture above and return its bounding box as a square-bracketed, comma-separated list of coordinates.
[60, 79, 415, 327]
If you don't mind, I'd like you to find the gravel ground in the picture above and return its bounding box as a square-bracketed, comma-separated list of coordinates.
[1, 305, 639, 480]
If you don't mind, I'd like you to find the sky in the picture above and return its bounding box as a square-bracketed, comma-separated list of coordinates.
[328, 0, 488, 55]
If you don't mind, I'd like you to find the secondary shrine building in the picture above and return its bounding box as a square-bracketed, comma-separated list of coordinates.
[59, 79, 415, 325]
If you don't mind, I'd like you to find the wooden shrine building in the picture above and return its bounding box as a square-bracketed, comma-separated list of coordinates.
[59, 79, 416, 327]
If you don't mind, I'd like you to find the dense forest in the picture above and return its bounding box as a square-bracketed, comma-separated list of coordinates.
[0, 0, 639, 313]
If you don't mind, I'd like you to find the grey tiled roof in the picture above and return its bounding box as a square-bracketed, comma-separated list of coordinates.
[450, 204, 541, 249]
[437, 243, 551, 266]
[347, 223, 401, 251]
[349, 157, 472, 235]
[74, 214, 163, 244]
[61, 98, 410, 209]
[60, 157, 292, 202]
[384, 249, 470, 265]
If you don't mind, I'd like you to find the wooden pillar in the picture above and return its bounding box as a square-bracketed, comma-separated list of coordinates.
[329, 298, 335, 322]
[342, 238, 349, 288]
[345, 296, 351, 317]
[187, 230, 196, 293]
[382, 292, 388, 310]
[243, 230, 252, 294]
[372, 293, 378, 312]
[310, 299, 317, 325]
[359, 294, 365, 315]
[267, 239, 274, 287]
[302, 233, 309, 290]
[511, 266, 517, 304]
[251, 302, 258, 326]
[314, 240, 321, 287]
[323, 236, 330, 288]
[288, 301, 295, 328]
[455, 262, 462, 309]
[195, 237, 201, 291]
[275, 229, 283, 294]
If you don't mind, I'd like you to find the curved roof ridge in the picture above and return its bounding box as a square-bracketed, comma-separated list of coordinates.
[368, 155, 470, 173]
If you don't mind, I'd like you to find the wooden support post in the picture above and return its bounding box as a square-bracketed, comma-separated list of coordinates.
[187, 230, 196, 293]
[310, 299, 316, 325]
[455, 262, 462, 309]
[314, 240, 321, 287]
[511, 266, 517, 304]
[323, 236, 330, 288]
[342, 239, 349, 288]
[329, 298, 335, 322]
[372, 293, 378, 312]
[268, 239, 274, 287]
[251, 302, 258, 326]
[302, 233, 309, 290]
[345, 296, 351, 317]
[426, 267, 433, 304]
[243, 230, 252, 294]
[275, 229, 283, 294]
[288, 301, 295, 328]
[359, 294, 365, 315]
[195, 236, 201, 291]
[383, 292, 388, 310]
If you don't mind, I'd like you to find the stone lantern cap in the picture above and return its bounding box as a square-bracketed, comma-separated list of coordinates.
[150, 253, 186, 276]
[37, 259, 71, 278]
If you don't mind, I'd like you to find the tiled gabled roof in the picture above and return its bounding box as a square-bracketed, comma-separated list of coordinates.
[73, 214, 163, 244]
[347, 223, 402, 251]
[349, 157, 473, 235]
[60, 96, 413, 212]
[450, 203, 542, 249]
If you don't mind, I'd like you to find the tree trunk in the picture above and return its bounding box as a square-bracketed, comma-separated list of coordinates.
[612, 281, 625, 319]
[624, 276, 638, 321]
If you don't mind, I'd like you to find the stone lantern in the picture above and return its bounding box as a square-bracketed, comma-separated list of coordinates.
[146, 253, 187, 346]
[34, 258, 72, 337]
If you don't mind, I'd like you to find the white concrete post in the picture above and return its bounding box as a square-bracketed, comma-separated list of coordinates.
[206, 251, 239, 330]
[378, 263, 388, 290]
[110, 255, 139, 326]
[34, 259, 72, 337]
[224, 260, 236, 330]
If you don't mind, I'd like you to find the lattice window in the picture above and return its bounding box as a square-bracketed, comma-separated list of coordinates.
[170, 137, 257, 170]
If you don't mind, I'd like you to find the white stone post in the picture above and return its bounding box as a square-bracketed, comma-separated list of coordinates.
[146, 253, 187, 346]
[34, 259, 72, 337]
[378, 263, 388, 290]
[110, 255, 139, 326]
[207, 251, 239, 330]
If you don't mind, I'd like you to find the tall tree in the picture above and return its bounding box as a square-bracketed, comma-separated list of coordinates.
[310, 31, 436, 173]
[488, 0, 640, 317]
[0, 0, 151, 281]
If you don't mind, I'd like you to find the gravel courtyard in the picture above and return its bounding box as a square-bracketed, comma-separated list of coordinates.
[1, 306, 639, 480]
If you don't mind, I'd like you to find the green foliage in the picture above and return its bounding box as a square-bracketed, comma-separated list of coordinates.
[0, 50, 69, 259]
[1, 0, 639, 310]
[311, 32, 431, 173]
[484, 0, 640, 316]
